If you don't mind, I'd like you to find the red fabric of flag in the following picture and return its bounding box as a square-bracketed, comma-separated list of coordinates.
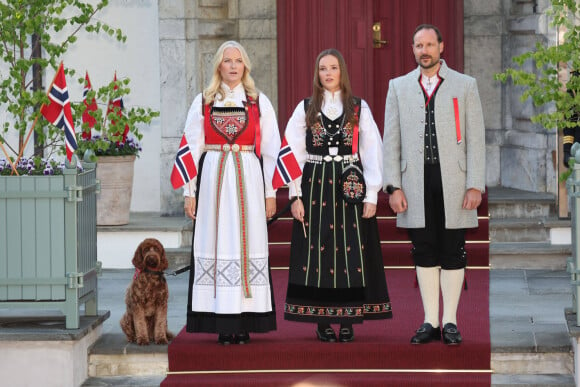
[171, 134, 197, 189]
[272, 137, 302, 190]
[40, 63, 77, 162]
[106, 73, 130, 142]
[82, 71, 98, 140]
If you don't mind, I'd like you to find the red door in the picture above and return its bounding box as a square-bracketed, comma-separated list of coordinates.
[277, 0, 464, 134]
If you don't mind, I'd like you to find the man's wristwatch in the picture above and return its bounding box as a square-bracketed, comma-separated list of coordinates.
[386, 185, 400, 195]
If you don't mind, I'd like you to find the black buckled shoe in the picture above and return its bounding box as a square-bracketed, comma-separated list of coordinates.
[338, 327, 354, 342]
[218, 333, 235, 345]
[410, 323, 441, 344]
[235, 332, 250, 344]
[442, 323, 462, 345]
[315, 326, 337, 342]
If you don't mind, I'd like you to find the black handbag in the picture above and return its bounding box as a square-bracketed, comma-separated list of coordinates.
[340, 163, 366, 203]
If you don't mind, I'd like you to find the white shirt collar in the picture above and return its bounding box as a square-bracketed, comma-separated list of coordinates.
[218, 82, 245, 107]
[322, 89, 342, 120]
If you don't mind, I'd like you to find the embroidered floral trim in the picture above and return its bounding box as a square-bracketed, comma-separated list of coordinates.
[342, 121, 354, 146]
[285, 303, 363, 317]
[211, 109, 247, 142]
[364, 302, 392, 314]
[310, 122, 324, 147]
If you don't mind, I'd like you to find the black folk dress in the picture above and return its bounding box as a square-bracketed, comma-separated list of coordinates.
[284, 101, 392, 325]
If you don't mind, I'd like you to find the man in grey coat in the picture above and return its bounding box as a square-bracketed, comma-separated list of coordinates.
[383, 24, 485, 345]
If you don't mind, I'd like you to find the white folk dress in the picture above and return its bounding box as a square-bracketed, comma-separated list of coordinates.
[183, 83, 280, 334]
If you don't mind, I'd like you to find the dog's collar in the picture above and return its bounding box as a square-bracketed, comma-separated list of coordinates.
[144, 268, 165, 276]
[133, 267, 165, 279]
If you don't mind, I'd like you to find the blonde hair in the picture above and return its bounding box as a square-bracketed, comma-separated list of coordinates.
[203, 41, 259, 104]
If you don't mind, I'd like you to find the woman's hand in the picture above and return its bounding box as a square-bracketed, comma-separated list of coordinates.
[362, 202, 376, 218]
[291, 198, 305, 222]
[265, 197, 276, 218]
[184, 196, 196, 220]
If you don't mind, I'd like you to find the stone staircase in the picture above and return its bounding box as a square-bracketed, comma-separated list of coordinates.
[488, 187, 571, 270]
[80, 186, 576, 386]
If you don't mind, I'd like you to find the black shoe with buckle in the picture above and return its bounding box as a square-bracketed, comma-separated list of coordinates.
[410, 323, 441, 344]
[218, 333, 234, 345]
[338, 326, 354, 342]
[315, 326, 337, 342]
[235, 332, 250, 344]
[442, 323, 462, 345]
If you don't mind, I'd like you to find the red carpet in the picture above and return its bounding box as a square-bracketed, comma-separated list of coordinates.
[161, 269, 491, 386]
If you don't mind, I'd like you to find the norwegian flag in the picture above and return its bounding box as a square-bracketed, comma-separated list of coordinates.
[106, 72, 130, 142]
[40, 62, 77, 162]
[81, 71, 98, 140]
[171, 134, 197, 189]
[272, 137, 302, 190]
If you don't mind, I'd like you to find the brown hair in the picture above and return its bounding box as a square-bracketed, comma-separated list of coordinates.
[305, 49, 356, 127]
[412, 24, 443, 44]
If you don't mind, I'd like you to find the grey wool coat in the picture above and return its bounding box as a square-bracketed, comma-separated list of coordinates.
[382, 60, 486, 229]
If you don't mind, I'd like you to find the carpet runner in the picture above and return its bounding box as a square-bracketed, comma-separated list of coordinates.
[161, 268, 491, 386]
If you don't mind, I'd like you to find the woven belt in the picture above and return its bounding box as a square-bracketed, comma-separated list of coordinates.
[306, 153, 360, 163]
[205, 144, 255, 152]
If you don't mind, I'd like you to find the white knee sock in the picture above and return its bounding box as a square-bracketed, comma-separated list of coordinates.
[416, 266, 440, 328]
[440, 268, 465, 326]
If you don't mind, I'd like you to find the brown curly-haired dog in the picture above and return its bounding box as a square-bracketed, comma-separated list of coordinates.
[120, 238, 174, 345]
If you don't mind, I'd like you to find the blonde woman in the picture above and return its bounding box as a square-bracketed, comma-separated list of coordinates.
[182, 41, 280, 345]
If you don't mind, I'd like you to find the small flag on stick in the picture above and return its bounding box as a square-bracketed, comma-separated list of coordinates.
[82, 71, 98, 139]
[106, 72, 130, 142]
[272, 137, 302, 190]
[40, 62, 77, 162]
[171, 134, 197, 189]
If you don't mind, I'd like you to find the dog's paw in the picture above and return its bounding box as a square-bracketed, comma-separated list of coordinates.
[155, 336, 169, 345]
[136, 337, 150, 346]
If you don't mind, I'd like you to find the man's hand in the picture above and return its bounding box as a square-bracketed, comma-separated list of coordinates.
[462, 188, 482, 210]
[388, 189, 408, 213]
[184, 196, 196, 220]
[266, 197, 276, 218]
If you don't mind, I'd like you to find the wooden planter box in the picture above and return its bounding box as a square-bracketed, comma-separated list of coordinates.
[0, 163, 99, 329]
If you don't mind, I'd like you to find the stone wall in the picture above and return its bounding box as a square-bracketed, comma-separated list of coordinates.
[464, 0, 505, 188]
[496, 0, 558, 194]
[159, 0, 277, 215]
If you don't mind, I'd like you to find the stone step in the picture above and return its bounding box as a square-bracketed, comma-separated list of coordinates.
[491, 374, 575, 386]
[82, 375, 164, 386]
[489, 217, 570, 243]
[487, 187, 556, 219]
[490, 242, 571, 270]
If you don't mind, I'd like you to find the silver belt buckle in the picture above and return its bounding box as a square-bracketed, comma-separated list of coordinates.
[334, 155, 343, 162]
[231, 144, 240, 152]
[222, 144, 231, 152]
[323, 155, 332, 162]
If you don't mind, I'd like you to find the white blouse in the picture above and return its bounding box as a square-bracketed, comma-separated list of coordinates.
[283, 91, 384, 204]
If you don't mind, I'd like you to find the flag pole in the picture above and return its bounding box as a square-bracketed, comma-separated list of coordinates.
[0, 139, 19, 175]
[13, 61, 64, 170]
[291, 180, 307, 238]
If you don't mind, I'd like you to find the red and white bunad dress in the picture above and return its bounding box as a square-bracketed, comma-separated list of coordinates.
[182, 83, 280, 334]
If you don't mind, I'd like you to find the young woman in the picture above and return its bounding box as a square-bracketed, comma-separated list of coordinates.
[182, 41, 280, 345]
[282, 49, 392, 342]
